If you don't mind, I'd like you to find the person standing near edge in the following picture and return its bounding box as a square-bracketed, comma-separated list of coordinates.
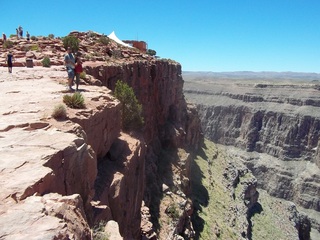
[74, 57, 83, 91]
[26, 31, 30, 42]
[64, 47, 75, 91]
[6, 51, 13, 73]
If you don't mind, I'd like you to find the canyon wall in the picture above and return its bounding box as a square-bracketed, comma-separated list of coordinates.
[85, 60, 203, 239]
[183, 74, 320, 237]
[85, 60, 202, 149]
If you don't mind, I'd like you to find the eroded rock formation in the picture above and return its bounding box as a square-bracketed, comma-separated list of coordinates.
[184, 72, 320, 238]
[0, 32, 202, 239]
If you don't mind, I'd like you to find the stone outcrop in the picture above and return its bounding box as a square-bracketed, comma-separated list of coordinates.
[0, 193, 91, 240]
[0, 31, 153, 68]
[84, 54, 203, 238]
[0, 31, 203, 239]
[0, 67, 120, 239]
[93, 132, 146, 239]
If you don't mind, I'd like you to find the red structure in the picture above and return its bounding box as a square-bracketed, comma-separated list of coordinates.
[123, 40, 147, 53]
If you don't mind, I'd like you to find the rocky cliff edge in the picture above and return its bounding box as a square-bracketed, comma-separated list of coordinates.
[0, 32, 203, 239]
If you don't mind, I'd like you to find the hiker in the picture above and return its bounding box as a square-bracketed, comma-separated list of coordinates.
[2, 33, 6, 41]
[18, 26, 23, 38]
[64, 47, 75, 91]
[74, 57, 83, 91]
[6, 51, 14, 73]
[26, 31, 30, 41]
[16, 28, 19, 39]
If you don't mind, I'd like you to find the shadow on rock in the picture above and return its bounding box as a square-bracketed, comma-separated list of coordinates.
[190, 143, 210, 240]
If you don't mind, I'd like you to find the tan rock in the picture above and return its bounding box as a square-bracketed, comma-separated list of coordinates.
[0, 66, 121, 239]
[105, 220, 123, 239]
[0, 193, 91, 240]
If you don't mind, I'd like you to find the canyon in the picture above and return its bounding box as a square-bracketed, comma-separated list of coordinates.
[183, 71, 320, 239]
[1, 31, 318, 240]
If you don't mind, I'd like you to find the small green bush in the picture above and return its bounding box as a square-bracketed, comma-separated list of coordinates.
[30, 45, 39, 51]
[166, 203, 180, 220]
[114, 80, 144, 131]
[63, 92, 85, 109]
[31, 36, 37, 41]
[92, 221, 109, 240]
[51, 104, 67, 119]
[42, 57, 51, 67]
[146, 49, 156, 56]
[62, 35, 79, 52]
[48, 34, 55, 39]
[3, 40, 14, 49]
[98, 36, 110, 45]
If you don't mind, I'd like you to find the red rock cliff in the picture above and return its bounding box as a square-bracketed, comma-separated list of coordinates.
[0, 32, 203, 240]
[85, 59, 203, 239]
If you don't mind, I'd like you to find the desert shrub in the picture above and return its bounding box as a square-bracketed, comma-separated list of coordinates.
[63, 92, 85, 109]
[30, 45, 39, 51]
[98, 36, 110, 45]
[48, 34, 54, 39]
[3, 40, 14, 49]
[31, 36, 37, 41]
[9, 34, 16, 38]
[114, 80, 144, 131]
[62, 35, 79, 52]
[166, 203, 180, 220]
[51, 104, 67, 119]
[92, 221, 109, 240]
[42, 57, 51, 67]
[146, 49, 156, 56]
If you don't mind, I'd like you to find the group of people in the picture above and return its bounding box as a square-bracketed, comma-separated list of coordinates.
[3, 32, 83, 90]
[2, 26, 30, 41]
[16, 26, 23, 39]
[64, 47, 83, 91]
[5, 46, 84, 91]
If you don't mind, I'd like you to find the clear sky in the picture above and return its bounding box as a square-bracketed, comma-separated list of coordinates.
[1, 0, 319, 73]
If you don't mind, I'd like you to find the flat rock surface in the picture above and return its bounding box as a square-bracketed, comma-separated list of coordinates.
[1, 66, 69, 199]
[0, 66, 113, 238]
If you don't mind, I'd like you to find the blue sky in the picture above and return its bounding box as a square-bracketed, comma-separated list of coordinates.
[1, 0, 319, 72]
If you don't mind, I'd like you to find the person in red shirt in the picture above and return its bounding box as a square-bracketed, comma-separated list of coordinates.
[74, 57, 83, 91]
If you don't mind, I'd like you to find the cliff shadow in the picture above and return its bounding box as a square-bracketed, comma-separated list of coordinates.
[145, 144, 189, 233]
[190, 143, 210, 240]
[247, 202, 263, 240]
[147, 147, 178, 231]
[92, 138, 132, 222]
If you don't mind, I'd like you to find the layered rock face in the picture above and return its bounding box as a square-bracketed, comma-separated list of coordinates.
[85, 59, 203, 239]
[183, 72, 320, 237]
[0, 67, 121, 239]
[85, 60, 201, 149]
[0, 32, 202, 239]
